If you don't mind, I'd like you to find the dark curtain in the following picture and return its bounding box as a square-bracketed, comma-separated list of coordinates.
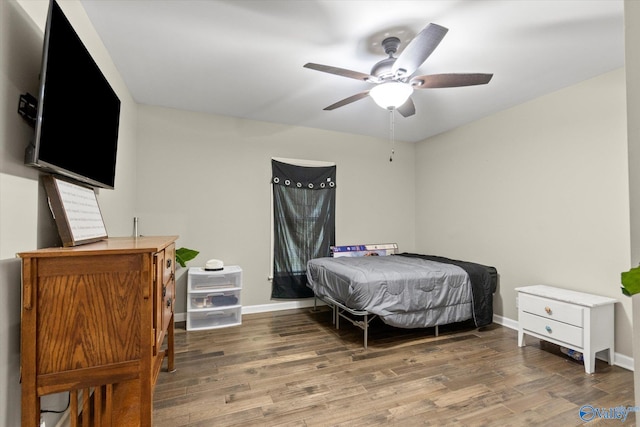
[272, 159, 336, 298]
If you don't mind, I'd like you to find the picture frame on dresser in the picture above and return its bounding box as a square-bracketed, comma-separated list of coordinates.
[42, 174, 108, 247]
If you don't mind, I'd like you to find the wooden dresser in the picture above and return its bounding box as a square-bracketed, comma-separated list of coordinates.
[18, 236, 178, 426]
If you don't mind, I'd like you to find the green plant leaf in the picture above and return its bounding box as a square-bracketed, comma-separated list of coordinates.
[621, 265, 640, 296]
[176, 247, 199, 268]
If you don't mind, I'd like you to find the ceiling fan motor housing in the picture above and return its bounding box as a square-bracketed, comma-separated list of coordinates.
[370, 36, 402, 80]
[370, 57, 396, 80]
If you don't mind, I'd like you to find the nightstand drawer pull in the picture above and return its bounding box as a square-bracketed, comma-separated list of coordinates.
[545, 306, 552, 314]
[545, 325, 552, 333]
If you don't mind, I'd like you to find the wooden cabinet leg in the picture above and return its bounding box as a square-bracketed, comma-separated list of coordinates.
[167, 314, 176, 373]
[21, 389, 40, 427]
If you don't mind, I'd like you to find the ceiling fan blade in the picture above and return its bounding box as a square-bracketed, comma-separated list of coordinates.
[323, 90, 370, 110]
[396, 97, 415, 118]
[304, 63, 375, 82]
[411, 73, 493, 89]
[392, 23, 448, 78]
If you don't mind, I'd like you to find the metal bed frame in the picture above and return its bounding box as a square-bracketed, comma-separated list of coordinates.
[313, 294, 439, 349]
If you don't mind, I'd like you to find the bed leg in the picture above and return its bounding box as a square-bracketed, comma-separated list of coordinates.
[363, 314, 368, 349]
[310, 296, 323, 313]
[435, 325, 439, 337]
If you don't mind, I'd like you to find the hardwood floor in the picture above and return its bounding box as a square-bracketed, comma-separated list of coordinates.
[153, 307, 635, 426]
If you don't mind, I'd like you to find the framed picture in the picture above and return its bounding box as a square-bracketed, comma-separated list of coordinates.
[43, 175, 108, 247]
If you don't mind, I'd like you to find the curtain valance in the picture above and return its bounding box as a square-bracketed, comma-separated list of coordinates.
[271, 160, 336, 190]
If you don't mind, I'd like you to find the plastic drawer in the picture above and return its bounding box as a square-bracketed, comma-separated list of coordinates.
[188, 266, 242, 291]
[187, 307, 242, 331]
[189, 289, 241, 310]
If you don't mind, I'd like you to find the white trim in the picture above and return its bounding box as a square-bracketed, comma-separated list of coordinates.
[242, 300, 326, 314]
[270, 181, 274, 279]
[493, 313, 518, 330]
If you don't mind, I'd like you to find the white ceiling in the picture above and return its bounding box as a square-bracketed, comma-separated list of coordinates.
[79, 0, 625, 143]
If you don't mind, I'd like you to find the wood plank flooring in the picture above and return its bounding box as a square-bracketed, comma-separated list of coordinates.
[153, 307, 635, 426]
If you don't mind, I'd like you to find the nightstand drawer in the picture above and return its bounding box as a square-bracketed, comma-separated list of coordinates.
[520, 312, 583, 347]
[520, 293, 583, 327]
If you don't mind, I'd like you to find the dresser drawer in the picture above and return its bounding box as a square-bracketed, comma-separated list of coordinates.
[519, 293, 584, 327]
[520, 312, 583, 347]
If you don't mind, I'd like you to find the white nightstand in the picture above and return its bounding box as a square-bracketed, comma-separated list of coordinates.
[516, 285, 616, 374]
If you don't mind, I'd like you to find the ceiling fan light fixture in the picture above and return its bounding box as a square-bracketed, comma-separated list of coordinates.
[369, 82, 413, 109]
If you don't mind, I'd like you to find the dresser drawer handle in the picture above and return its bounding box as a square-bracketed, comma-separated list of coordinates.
[545, 325, 552, 333]
[544, 306, 552, 314]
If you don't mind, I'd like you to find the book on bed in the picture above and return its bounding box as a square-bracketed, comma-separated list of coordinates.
[331, 243, 398, 258]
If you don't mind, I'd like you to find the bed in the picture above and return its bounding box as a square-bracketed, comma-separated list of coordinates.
[306, 246, 498, 348]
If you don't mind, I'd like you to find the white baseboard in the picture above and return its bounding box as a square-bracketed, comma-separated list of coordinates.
[493, 314, 634, 372]
[241, 299, 325, 314]
[174, 300, 324, 324]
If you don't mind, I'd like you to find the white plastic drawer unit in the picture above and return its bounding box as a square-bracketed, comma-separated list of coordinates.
[516, 285, 616, 374]
[187, 266, 242, 331]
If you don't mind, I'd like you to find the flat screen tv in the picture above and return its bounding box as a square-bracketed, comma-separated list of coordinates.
[25, 0, 121, 189]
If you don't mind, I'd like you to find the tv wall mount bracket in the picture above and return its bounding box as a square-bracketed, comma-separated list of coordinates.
[18, 93, 37, 128]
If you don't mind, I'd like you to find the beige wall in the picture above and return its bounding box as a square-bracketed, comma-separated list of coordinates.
[1, 1, 138, 425]
[415, 68, 632, 359]
[135, 105, 417, 312]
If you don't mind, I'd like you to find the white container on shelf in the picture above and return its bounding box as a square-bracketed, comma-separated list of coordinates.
[187, 265, 242, 331]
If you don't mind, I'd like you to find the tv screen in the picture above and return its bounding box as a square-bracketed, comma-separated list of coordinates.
[25, 0, 121, 189]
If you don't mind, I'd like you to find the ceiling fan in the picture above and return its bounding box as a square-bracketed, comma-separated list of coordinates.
[304, 23, 493, 118]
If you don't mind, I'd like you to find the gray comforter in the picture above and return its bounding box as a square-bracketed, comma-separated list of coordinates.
[307, 254, 492, 329]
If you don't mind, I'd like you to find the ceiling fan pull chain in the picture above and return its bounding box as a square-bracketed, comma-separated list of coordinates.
[389, 108, 395, 162]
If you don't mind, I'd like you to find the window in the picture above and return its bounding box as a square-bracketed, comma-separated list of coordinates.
[271, 159, 336, 298]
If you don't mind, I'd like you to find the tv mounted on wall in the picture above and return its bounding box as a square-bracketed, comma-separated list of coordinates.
[24, 0, 121, 189]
